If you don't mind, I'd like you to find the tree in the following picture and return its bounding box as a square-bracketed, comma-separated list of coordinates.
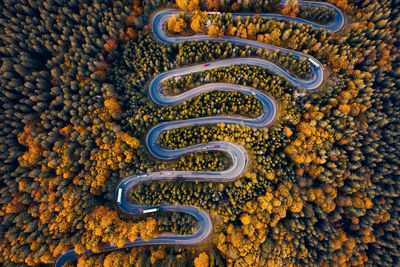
[281, 0, 299, 17]
[104, 97, 122, 115]
[208, 25, 224, 38]
[206, 0, 219, 11]
[167, 15, 187, 33]
[104, 39, 118, 52]
[225, 24, 238, 36]
[194, 252, 209, 267]
[17, 122, 43, 168]
[176, 0, 200, 13]
[190, 11, 207, 32]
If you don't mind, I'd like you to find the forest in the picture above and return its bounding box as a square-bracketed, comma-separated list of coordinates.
[0, 0, 399, 266]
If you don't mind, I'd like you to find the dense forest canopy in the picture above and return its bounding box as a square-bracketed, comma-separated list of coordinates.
[0, 0, 399, 266]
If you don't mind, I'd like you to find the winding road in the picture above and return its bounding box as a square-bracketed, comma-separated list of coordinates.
[55, 2, 345, 266]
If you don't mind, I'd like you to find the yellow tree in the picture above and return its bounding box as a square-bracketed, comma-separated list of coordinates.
[167, 15, 187, 33]
[190, 11, 207, 32]
[150, 248, 166, 265]
[104, 97, 122, 115]
[270, 28, 282, 46]
[247, 23, 256, 40]
[241, 29, 248, 39]
[176, 0, 200, 13]
[194, 252, 209, 267]
[208, 25, 224, 38]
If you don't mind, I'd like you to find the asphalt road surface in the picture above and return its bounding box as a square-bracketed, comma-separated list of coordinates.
[55, 2, 345, 266]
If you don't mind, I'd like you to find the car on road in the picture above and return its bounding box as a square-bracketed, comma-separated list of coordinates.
[143, 208, 160, 214]
[202, 146, 208, 150]
[308, 57, 320, 68]
[214, 145, 220, 148]
[203, 63, 209, 67]
[117, 188, 123, 204]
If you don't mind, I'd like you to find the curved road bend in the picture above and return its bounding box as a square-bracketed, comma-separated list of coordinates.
[237, 0, 345, 33]
[55, 2, 345, 266]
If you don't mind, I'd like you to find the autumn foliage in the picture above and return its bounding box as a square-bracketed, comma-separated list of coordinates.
[194, 252, 209, 267]
[167, 14, 187, 33]
[225, 24, 238, 36]
[104, 97, 123, 115]
[104, 39, 118, 52]
[206, 0, 219, 11]
[77, 206, 159, 253]
[208, 25, 224, 38]
[285, 119, 334, 165]
[281, 0, 299, 17]
[125, 0, 143, 26]
[176, 0, 200, 13]
[2, 0, 399, 266]
[190, 11, 207, 32]
[215, 182, 305, 266]
[17, 122, 43, 168]
[86, 102, 139, 193]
